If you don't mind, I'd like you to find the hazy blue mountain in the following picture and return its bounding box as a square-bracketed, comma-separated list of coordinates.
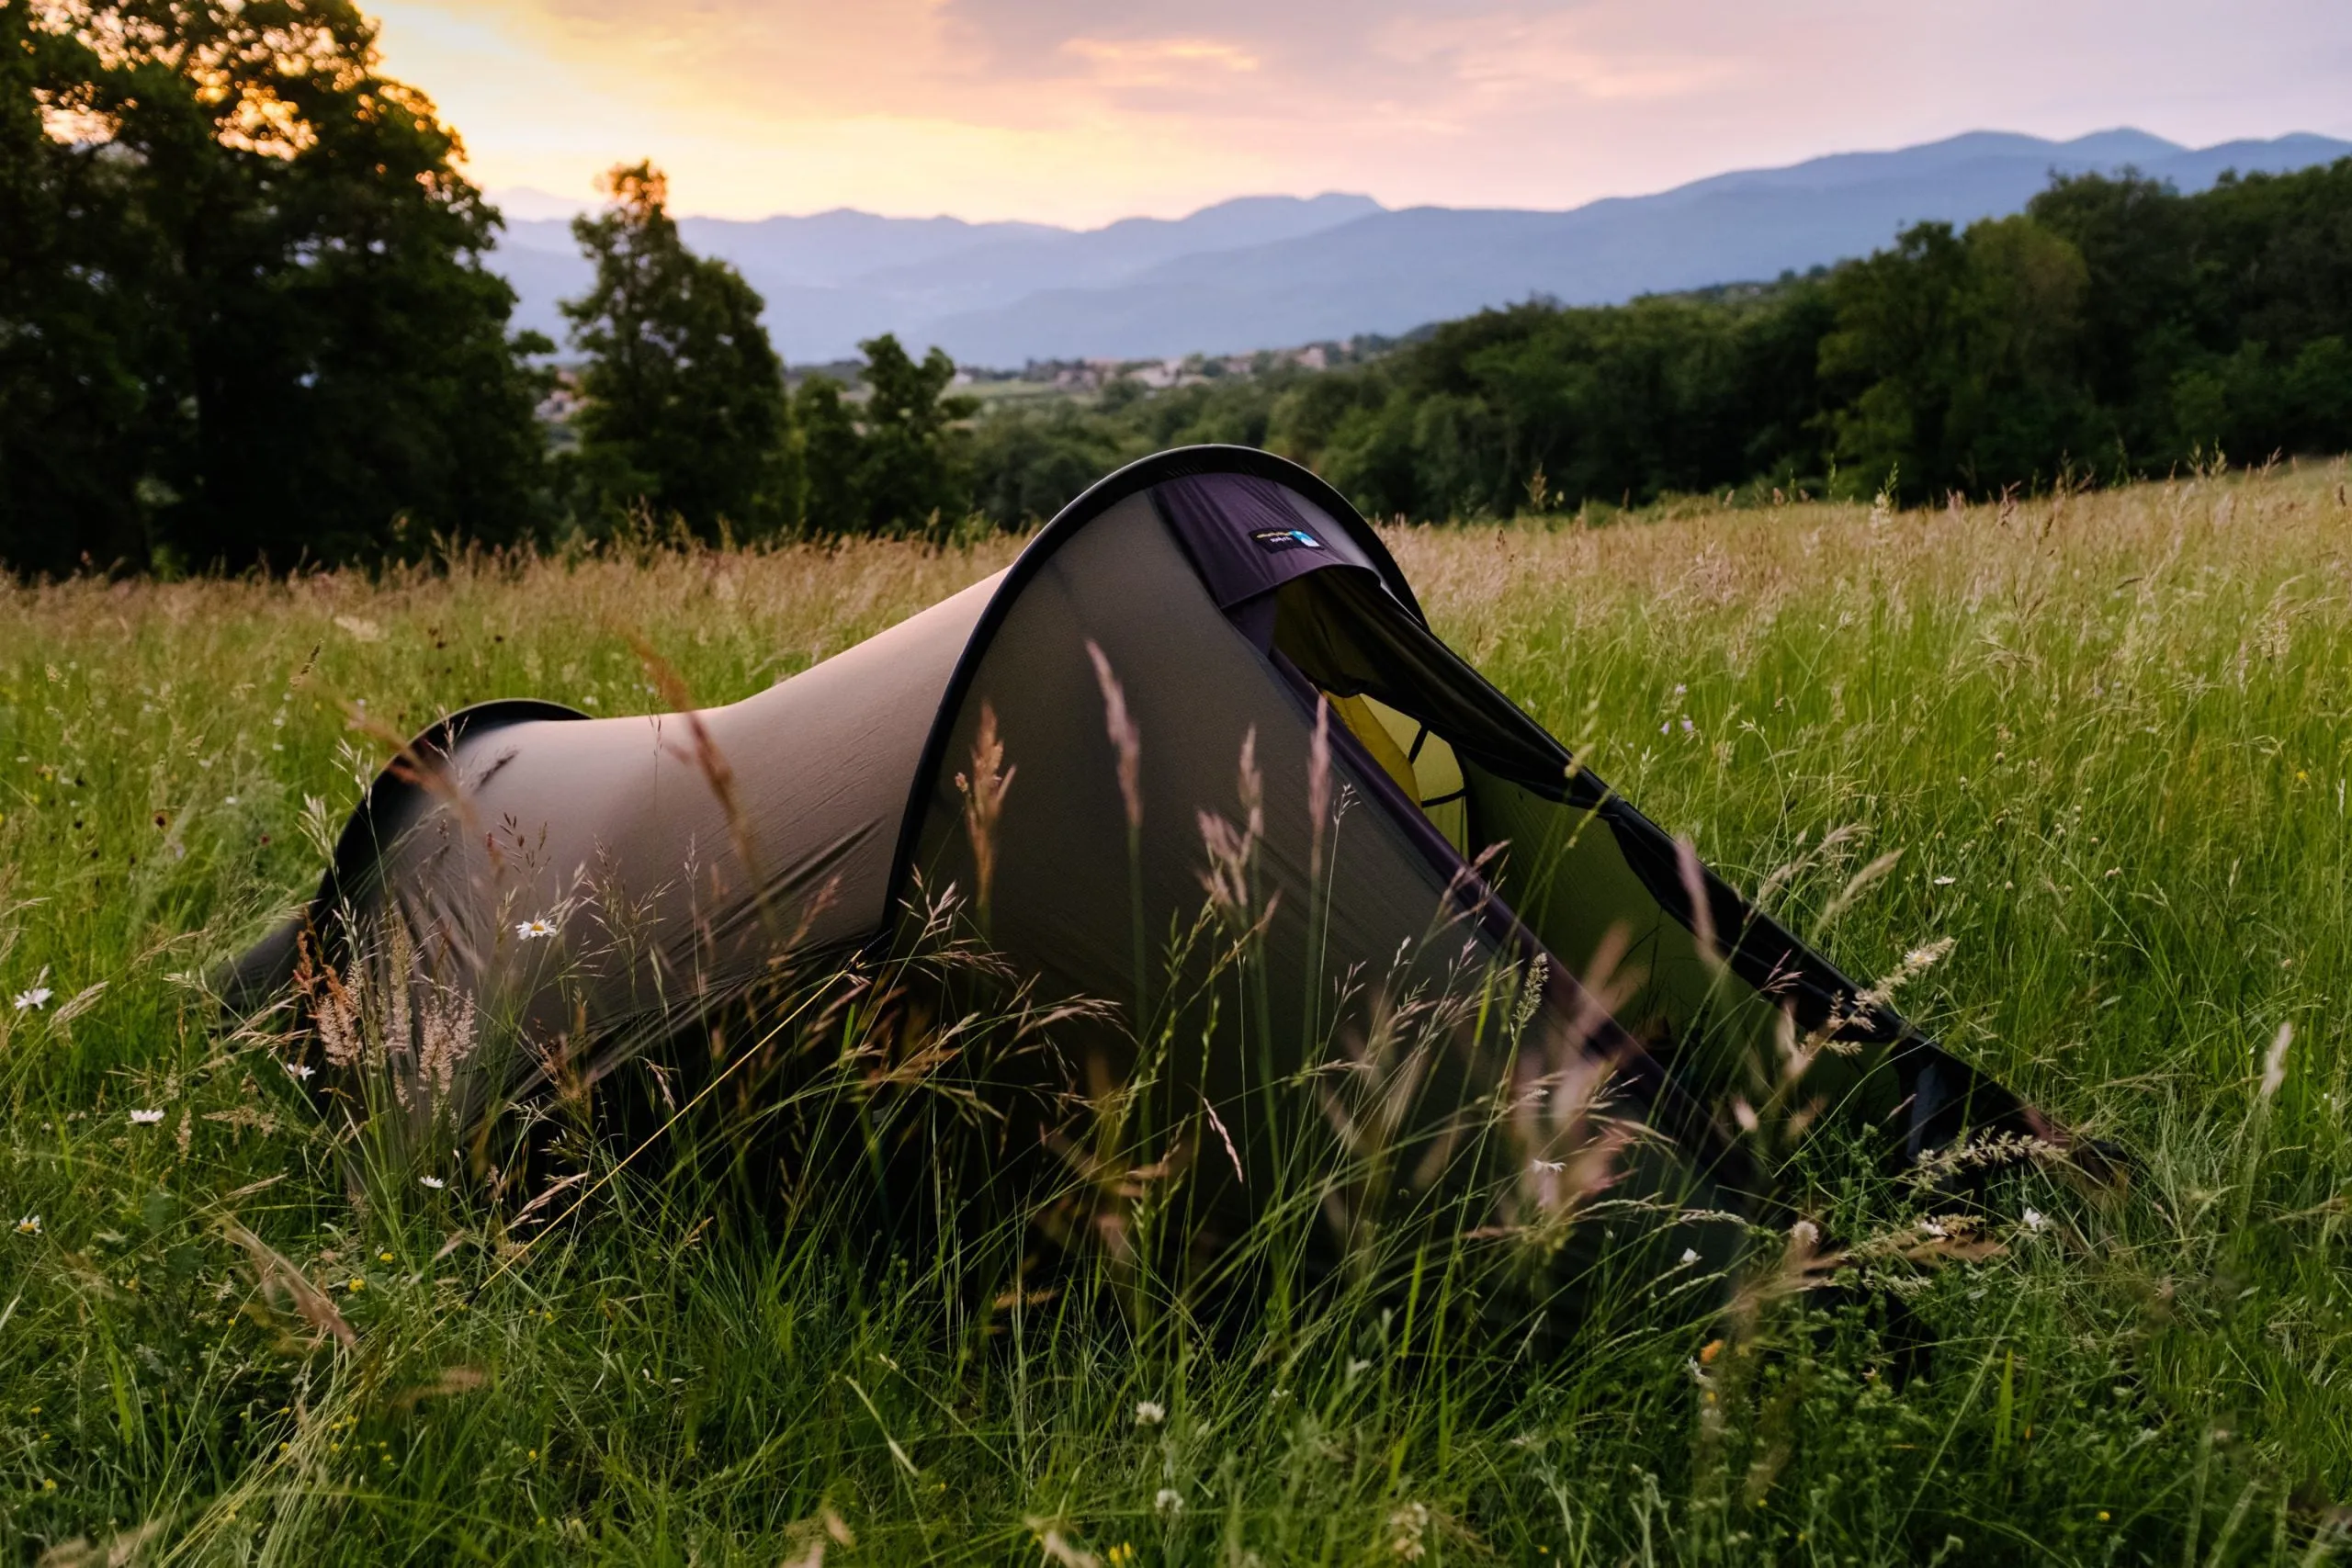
[491, 194, 1378, 349]
[484, 130, 2352, 366]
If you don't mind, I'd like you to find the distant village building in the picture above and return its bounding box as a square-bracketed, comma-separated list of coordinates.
[536, 370, 582, 425]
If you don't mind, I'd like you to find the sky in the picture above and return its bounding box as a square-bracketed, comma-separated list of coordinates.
[369, 0, 2352, 227]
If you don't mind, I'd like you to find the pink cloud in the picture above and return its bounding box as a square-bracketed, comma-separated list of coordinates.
[371, 0, 2352, 223]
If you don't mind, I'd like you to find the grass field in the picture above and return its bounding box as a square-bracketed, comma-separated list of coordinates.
[5, 459, 2352, 1565]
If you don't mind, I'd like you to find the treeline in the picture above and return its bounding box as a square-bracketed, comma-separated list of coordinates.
[979, 163, 2352, 522]
[6, 2, 2351, 576]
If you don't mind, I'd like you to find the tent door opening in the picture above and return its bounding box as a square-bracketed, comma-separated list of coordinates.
[1261, 562, 1836, 1116]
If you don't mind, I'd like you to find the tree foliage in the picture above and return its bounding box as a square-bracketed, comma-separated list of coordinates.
[553, 166, 979, 541]
[0, 0, 549, 574]
[784, 336, 978, 536]
[849, 335, 978, 534]
[561, 162, 795, 541]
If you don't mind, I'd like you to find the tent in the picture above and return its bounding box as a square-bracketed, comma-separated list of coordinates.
[232, 446, 2073, 1278]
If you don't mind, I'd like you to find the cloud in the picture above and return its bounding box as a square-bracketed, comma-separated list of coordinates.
[1059, 37, 1264, 84]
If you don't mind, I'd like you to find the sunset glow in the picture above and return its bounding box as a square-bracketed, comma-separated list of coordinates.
[374, 0, 2352, 223]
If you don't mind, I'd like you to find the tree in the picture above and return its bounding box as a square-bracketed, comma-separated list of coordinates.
[793, 375, 862, 533]
[785, 333, 978, 536]
[853, 334, 978, 534]
[0, 0, 550, 574]
[1820, 218, 2091, 496]
[2028, 173, 2200, 460]
[561, 163, 794, 541]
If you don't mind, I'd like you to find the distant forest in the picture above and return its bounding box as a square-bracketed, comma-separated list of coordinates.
[5, 1, 2350, 573]
[978, 164, 2352, 525]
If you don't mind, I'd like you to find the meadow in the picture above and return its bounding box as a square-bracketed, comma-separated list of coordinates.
[4, 458, 2351, 1565]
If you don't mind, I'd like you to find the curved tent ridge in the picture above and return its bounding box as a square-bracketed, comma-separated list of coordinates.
[875, 444, 1418, 927]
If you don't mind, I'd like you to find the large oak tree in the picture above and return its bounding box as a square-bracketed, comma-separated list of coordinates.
[1, 0, 549, 574]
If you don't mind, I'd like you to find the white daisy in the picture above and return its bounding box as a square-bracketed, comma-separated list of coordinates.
[514, 917, 558, 941]
[129, 1109, 164, 1125]
[14, 1215, 39, 1235]
[13, 987, 52, 1012]
[1133, 1400, 1165, 1427]
[419, 1175, 447, 1190]
[1154, 1488, 1184, 1517]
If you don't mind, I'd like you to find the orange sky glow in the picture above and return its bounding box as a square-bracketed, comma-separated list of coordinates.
[370, 0, 2352, 225]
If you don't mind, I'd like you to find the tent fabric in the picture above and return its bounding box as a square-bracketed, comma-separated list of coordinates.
[232, 445, 2056, 1256]
[233, 575, 1000, 1111]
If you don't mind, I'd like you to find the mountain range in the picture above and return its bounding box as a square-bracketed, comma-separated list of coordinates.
[486, 129, 2352, 368]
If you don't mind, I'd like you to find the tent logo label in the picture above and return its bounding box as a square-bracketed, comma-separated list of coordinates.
[1250, 527, 1325, 555]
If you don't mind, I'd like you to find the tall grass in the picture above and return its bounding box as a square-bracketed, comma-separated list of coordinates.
[3, 460, 2350, 1563]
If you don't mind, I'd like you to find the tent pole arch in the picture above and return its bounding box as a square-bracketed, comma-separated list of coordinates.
[875, 445, 1423, 941]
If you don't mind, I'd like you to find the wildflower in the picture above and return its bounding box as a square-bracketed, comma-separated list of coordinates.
[1679, 1247, 1701, 1266]
[1932, 875, 1955, 886]
[1920, 1218, 1948, 1238]
[283, 1060, 315, 1080]
[13, 987, 52, 1012]
[347, 1277, 365, 1292]
[420, 1175, 447, 1190]
[1679, 716, 1695, 736]
[1389, 1501, 1430, 1561]
[378, 1250, 394, 1263]
[2022, 1208, 2049, 1232]
[130, 1109, 164, 1125]
[1106, 1545, 1136, 1567]
[514, 917, 559, 941]
[1133, 1400, 1164, 1427]
[15, 1215, 39, 1235]
[1154, 1488, 1184, 1517]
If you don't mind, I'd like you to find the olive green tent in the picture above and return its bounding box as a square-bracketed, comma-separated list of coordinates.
[232, 446, 2072, 1271]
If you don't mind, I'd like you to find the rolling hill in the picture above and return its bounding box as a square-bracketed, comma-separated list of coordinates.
[487, 130, 2351, 367]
